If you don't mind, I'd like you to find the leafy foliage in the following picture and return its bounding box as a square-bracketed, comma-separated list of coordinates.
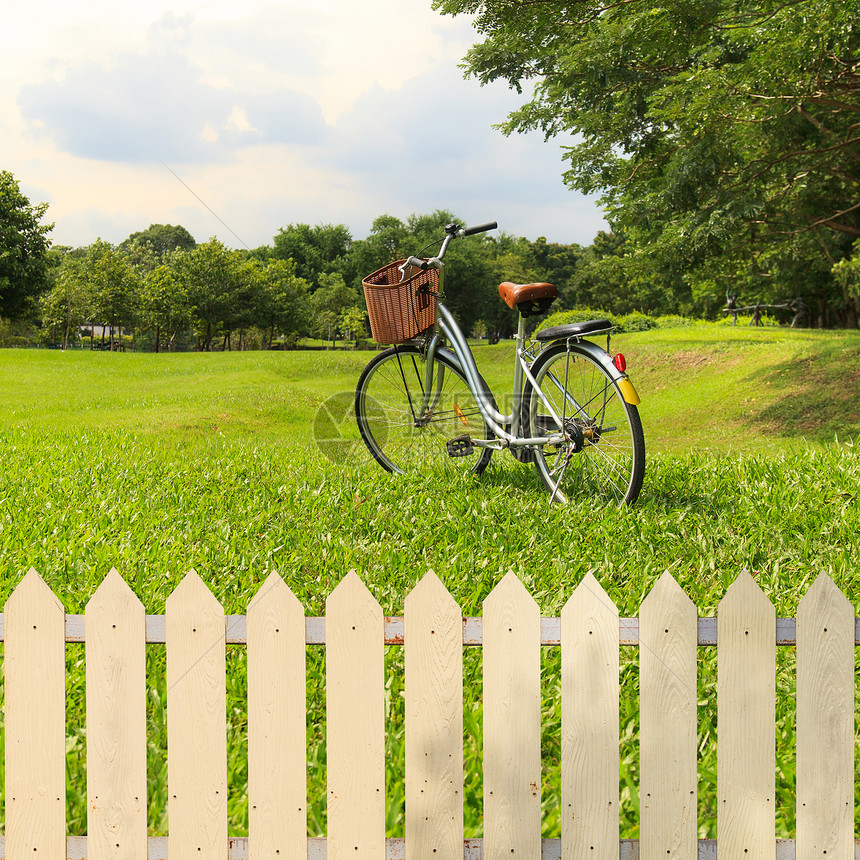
[435, 0, 860, 322]
[0, 170, 53, 320]
[120, 223, 197, 259]
[30, 206, 858, 353]
[272, 223, 354, 288]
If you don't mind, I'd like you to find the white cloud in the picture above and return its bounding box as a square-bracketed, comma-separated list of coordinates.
[4, 0, 607, 249]
[16, 14, 331, 163]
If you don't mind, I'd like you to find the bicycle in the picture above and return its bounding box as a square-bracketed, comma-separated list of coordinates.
[354, 221, 645, 505]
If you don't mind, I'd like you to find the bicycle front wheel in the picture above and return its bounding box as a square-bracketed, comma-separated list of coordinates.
[525, 342, 645, 505]
[355, 345, 494, 476]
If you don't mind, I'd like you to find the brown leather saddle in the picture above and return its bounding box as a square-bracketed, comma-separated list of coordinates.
[498, 281, 558, 317]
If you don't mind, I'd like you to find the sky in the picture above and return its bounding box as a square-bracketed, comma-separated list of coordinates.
[2, 0, 608, 250]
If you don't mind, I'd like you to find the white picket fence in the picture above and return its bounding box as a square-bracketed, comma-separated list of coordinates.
[0, 567, 857, 860]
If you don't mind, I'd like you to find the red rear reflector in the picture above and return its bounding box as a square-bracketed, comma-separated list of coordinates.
[613, 353, 627, 373]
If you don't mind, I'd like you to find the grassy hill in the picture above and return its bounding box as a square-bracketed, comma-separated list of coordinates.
[2, 324, 857, 453]
[622, 325, 860, 453]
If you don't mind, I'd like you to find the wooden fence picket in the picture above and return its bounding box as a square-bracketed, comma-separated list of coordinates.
[0, 565, 858, 860]
[483, 571, 541, 860]
[3, 568, 66, 860]
[247, 571, 308, 860]
[326, 571, 385, 860]
[85, 568, 148, 860]
[639, 571, 697, 860]
[166, 570, 228, 860]
[561, 572, 619, 860]
[797, 572, 855, 860]
[718, 570, 776, 860]
[404, 571, 464, 860]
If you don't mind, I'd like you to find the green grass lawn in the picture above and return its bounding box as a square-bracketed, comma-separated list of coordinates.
[3, 324, 858, 451]
[0, 326, 858, 841]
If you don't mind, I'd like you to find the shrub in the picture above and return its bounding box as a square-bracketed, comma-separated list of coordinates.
[616, 312, 658, 333]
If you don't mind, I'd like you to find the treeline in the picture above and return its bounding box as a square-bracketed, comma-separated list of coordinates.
[33, 211, 860, 351]
[36, 212, 590, 351]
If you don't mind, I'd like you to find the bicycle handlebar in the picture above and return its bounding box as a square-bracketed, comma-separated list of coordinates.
[401, 221, 497, 274]
[462, 221, 497, 236]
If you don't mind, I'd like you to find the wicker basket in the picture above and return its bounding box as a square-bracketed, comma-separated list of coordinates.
[361, 260, 440, 344]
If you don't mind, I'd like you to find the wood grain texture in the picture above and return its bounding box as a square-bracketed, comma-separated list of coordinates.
[797, 573, 855, 860]
[639, 572, 697, 860]
[86, 569, 148, 860]
[3, 568, 67, 860]
[483, 572, 541, 860]
[247, 571, 308, 860]
[326, 571, 385, 860]
[560, 572, 619, 860]
[166, 570, 228, 860]
[717, 571, 775, 860]
[404, 571, 464, 860]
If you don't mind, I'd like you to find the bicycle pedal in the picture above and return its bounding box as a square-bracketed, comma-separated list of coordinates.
[446, 434, 474, 457]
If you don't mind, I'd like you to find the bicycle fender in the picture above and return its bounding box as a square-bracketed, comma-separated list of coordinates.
[566, 339, 641, 406]
[616, 378, 641, 406]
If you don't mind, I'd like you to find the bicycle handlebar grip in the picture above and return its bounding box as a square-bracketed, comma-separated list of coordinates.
[462, 221, 498, 236]
[404, 256, 429, 270]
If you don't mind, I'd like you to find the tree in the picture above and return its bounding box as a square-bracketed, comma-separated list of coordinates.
[832, 242, 860, 327]
[86, 240, 140, 349]
[526, 237, 582, 294]
[436, 0, 860, 321]
[173, 239, 245, 351]
[349, 215, 411, 283]
[120, 224, 197, 259]
[0, 170, 53, 320]
[140, 263, 191, 352]
[339, 305, 367, 346]
[40, 257, 87, 349]
[256, 258, 311, 348]
[311, 272, 363, 344]
[272, 223, 353, 287]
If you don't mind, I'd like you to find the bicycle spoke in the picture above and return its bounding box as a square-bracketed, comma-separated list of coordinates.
[355, 345, 494, 476]
[528, 344, 644, 505]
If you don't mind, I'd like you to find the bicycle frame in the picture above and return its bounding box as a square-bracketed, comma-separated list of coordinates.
[427, 304, 562, 451]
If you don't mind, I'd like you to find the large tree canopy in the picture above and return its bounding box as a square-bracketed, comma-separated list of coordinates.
[436, 0, 860, 321]
[272, 223, 354, 288]
[120, 223, 197, 259]
[0, 170, 53, 320]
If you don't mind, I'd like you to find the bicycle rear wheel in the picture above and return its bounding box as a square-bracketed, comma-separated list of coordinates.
[355, 345, 494, 476]
[525, 342, 645, 505]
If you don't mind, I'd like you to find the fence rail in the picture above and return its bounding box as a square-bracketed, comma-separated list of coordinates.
[5, 613, 860, 646]
[2, 836, 860, 860]
[1, 567, 857, 860]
